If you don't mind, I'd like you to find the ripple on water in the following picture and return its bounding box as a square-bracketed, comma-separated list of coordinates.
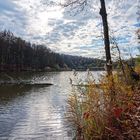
[0, 71, 103, 139]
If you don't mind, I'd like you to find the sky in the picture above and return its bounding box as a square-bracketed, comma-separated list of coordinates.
[0, 0, 140, 59]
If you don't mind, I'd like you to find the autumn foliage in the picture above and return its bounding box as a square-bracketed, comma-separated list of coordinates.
[66, 66, 140, 139]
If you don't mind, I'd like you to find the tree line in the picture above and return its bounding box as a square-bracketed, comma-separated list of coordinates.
[0, 30, 105, 72]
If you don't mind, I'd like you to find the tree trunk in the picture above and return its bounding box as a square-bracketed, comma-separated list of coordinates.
[100, 0, 112, 76]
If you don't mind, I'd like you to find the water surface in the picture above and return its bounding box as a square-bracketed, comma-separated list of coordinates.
[0, 71, 103, 140]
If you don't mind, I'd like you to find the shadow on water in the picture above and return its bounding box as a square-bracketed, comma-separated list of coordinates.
[0, 85, 43, 103]
[0, 71, 74, 139]
[0, 71, 53, 102]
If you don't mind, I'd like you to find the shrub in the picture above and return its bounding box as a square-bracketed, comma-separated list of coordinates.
[66, 69, 140, 140]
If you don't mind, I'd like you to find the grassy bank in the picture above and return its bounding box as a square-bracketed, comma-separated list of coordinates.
[66, 65, 140, 140]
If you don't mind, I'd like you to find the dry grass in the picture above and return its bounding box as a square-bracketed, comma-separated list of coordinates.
[135, 65, 140, 75]
[66, 66, 140, 140]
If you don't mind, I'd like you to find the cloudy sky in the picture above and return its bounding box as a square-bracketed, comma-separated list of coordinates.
[0, 0, 140, 59]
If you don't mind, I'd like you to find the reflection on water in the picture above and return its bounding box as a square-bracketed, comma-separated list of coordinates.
[0, 71, 103, 140]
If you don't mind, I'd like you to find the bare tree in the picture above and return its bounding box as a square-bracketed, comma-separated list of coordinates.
[110, 36, 126, 79]
[63, 0, 112, 75]
[100, 0, 112, 75]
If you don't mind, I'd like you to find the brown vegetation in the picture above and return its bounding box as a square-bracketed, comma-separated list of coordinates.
[66, 65, 140, 140]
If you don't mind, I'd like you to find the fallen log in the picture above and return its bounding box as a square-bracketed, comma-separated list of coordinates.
[0, 82, 53, 87]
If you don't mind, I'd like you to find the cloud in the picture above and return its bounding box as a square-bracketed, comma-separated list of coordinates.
[0, 0, 28, 37]
[0, 0, 17, 13]
[0, 0, 139, 59]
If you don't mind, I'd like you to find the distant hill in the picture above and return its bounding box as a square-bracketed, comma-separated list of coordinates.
[0, 30, 105, 71]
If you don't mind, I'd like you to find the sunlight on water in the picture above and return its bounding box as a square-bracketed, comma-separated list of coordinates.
[0, 71, 103, 139]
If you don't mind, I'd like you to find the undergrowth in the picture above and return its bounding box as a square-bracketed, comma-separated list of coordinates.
[66, 66, 140, 140]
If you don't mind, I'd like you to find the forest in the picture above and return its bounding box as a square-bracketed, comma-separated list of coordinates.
[0, 30, 105, 72]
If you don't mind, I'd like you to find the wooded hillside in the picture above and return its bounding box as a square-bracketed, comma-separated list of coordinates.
[0, 30, 105, 71]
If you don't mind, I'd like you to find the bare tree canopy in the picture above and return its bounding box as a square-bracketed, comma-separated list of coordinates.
[63, 0, 112, 75]
[62, 0, 99, 15]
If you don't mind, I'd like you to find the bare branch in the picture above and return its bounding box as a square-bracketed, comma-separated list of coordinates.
[62, 0, 87, 7]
